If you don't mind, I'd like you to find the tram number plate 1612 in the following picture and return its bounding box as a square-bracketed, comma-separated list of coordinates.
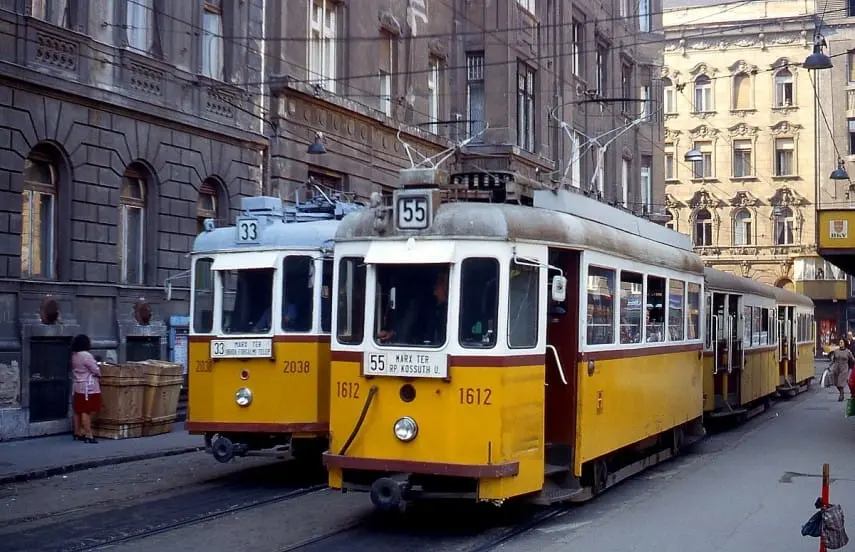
[363, 351, 447, 379]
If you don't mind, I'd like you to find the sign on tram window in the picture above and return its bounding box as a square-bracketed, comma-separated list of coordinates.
[210, 338, 273, 358]
[363, 350, 448, 378]
[235, 217, 260, 243]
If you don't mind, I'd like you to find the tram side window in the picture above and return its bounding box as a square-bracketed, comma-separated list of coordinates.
[743, 306, 752, 345]
[619, 271, 643, 344]
[321, 259, 333, 332]
[646, 275, 665, 342]
[336, 257, 366, 345]
[668, 279, 685, 341]
[509, 262, 540, 348]
[587, 266, 615, 345]
[193, 258, 214, 333]
[459, 258, 499, 349]
[704, 293, 712, 349]
[282, 256, 314, 332]
[221, 268, 274, 334]
[753, 307, 763, 346]
[687, 283, 701, 340]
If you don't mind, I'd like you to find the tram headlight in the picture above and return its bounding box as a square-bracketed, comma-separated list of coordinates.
[393, 416, 418, 442]
[235, 387, 253, 407]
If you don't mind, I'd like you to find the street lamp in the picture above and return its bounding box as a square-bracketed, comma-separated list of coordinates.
[307, 132, 327, 155]
[804, 36, 833, 70]
[831, 158, 850, 180]
[684, 148, 703, 162]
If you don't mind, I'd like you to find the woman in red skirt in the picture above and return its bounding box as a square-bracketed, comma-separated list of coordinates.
[71, 334, 101, 443]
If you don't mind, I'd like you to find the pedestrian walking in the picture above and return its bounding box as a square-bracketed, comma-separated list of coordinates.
[71, 334, 101, 443]
[828, 339, 854, 402]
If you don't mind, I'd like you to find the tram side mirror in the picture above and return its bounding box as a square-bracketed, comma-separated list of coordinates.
[390, 287, 396, 310]
[551, 275, 567, 303]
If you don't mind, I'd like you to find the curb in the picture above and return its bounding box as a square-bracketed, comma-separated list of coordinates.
[0, 445, 204, 486]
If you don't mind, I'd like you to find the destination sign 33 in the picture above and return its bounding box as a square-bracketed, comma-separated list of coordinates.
[211, 338, 273, 358]
[364, 351, 448, 379]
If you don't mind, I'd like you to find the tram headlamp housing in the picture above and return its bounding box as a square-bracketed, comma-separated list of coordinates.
[235, 387, 253, 407]
[393, 416, 418, 442]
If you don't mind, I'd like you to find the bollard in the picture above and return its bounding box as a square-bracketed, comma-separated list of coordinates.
[820, 463, 830, 552]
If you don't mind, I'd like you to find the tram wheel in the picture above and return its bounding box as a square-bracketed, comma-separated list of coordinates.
[592, 459, 608, 496]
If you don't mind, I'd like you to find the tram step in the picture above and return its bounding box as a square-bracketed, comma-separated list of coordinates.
[545, 463, 570, 476]
[530, 478, 586, 505]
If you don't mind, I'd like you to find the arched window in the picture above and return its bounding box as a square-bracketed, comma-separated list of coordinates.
[775, 69, 793, 107]
[21, 153, 57, 279]
[694, 209, 713, 247]
[773, 206, 794, 245]
[694, 75, 712, 112]
[663, 77, 675, 113]
[732, 73, 750, 110]
[732, 209, 752, 246]
[197, 178, 220, 234]
[119, 167, 146, 284]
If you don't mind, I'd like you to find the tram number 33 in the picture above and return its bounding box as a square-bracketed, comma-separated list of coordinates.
[237, 219, 258, 242]
[397, 197, 429, 229]
[458, 387, 492, 406]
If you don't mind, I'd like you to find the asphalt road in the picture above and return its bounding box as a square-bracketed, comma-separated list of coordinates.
[1, 366, 851, 552]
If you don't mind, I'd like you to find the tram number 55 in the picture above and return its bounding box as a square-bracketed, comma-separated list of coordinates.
[396, 197, 428, 230]
[366, 354, 386, 373]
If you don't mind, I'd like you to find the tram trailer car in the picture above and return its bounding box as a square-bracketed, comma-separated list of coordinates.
[772, 286, 815, 398]
[702, 267, 781, 422]
[323, 180, 709, 511]
[187, 193, 362, 464]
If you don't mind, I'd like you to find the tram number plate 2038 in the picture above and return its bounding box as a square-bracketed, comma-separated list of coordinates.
[363, 351, 447, 379]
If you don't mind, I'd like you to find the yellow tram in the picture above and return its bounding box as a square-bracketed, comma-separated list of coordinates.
[323, 176, 709, 509]
[774, 286, 816, 397]
[702, 268, 780, 421]
[186, 192, 362, 463]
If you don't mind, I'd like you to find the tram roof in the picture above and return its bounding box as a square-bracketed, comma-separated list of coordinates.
[191, 219, 340, 254]
[335, 195, 704, 275]
[703, 267, 776, 299]
[771, 285, 815, 308]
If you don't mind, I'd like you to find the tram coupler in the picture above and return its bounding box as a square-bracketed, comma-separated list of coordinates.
[369, 477, 408, 512]
[210, 435, 249, 463]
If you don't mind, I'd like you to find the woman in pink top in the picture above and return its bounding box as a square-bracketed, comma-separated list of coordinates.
[71, 334, 101, 443]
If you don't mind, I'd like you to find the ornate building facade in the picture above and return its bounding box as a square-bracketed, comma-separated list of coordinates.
[663, 0, 847, 349]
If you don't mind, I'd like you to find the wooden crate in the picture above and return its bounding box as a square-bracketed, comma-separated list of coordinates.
[93, 421, 143, 440]
[142, 414, 176, 437]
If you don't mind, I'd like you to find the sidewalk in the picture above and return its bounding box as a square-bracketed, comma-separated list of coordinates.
[0, 422, 203, 485]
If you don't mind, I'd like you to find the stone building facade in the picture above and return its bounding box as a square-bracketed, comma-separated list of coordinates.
[0, 0, 265, 439]
[264, 0, 665, 214]
[663, 0, 848, 349]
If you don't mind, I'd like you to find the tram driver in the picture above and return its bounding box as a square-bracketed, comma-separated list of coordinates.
[376, 269, 449, 346]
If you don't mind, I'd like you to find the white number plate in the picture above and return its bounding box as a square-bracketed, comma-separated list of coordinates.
[396, 196, 429, 230]
[211, 339, 273, 358]
[363, 351, 448, 379]
[236, 217, 260, 243]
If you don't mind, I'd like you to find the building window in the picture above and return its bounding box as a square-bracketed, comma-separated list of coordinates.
[639, 0, 651, 32]
[621, 158, 630, 207]
[21, 155, 57, 279]
[733, 209, 752, 246]
[694, 209, 713, 247]
[849, 120, 855, 155]
[639, 85, 650, 120]
[570, 131, 582, 188]
[692, 141, 713, 179]
[571, 21, 582, 76]
[596, 43, 607, 96]
[517, 63, 536, 152]
[467, 52, 485, 139]
[774, 207, 794, 245]
[641, 156, 652, 213]
[665, 144, 675, 180]
[119, 169, 146, 284]
[621, 62, 632, 113]
[427, 58, 439, 133]
[619, 0, 629, 18]
[202, 0, 224, 80]
[517, 0, 534, 13]
[30, 0, 70, 27]
[197, 179, 219, 234]
[309, 0, 337, 92]
[850, 0, 855, 18]
[126, 0, 154, 53]
[694, 75, 712, 112]
[379, 36, 393, 117]
[774, 69, 794, 107]
[848, 51, 855, 83]
[663, 78, 676, 113]
[732, 139, 752, 177]
[592, 145, 604, 193]
[733, 73, 751, 110]
[775, 138, 795, 176]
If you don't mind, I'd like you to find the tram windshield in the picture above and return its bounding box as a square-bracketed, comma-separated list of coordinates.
[221, 268, 274, 334]
[374, 264, 450, 347]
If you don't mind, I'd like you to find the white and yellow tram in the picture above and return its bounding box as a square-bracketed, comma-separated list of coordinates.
[773, 286, 816, 397]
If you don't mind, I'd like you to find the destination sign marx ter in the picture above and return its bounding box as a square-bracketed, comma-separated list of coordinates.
[211, 338, 273, 358]
[364, 350, 448, 379]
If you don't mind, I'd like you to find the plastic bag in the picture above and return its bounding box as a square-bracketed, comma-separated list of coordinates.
[823, 504, 850, 549]
[846, 399, 855, 418]
[803, 510, 823, 538]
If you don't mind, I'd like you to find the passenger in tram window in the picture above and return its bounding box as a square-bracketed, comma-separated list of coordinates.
[376, 268, 449, 346]
[828, 339, 854, 402]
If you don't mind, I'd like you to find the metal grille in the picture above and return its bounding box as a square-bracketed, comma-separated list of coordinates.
[29, 337, 71, 423]
[126, 336, 162, 362]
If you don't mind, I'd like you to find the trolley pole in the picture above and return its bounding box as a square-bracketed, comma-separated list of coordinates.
[820, 463, 830, 552]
